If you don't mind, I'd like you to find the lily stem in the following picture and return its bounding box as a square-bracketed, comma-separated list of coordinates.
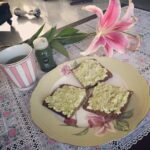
[87, 32, 96, 36]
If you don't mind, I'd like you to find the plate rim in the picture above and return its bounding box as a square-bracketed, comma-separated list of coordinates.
[30, 56, 150, 146]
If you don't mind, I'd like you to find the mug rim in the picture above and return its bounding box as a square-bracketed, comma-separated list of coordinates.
[1, 43, 33, 67]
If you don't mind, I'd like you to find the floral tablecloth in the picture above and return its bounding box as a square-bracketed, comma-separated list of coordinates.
[0, 7, 150, 150]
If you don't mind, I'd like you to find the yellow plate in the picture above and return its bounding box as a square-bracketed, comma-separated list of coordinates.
[30, 56, 150, 146]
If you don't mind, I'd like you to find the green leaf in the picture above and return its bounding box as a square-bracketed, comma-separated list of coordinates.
[57, 33, 88, 45]
[42, 26, 57, 43]
[114, 120, 129, 131]
[56, 27, 79, 37]
[26, 24, 45, 46]
[73, 127, 89, 136]
[51, 40, 69, 57]
[119, 109, 134, 119]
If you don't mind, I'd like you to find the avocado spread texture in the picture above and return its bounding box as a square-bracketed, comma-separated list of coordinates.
[73, 59, 108, 87]
[87, 83, 130, 114]
[45, 85, 86, 118]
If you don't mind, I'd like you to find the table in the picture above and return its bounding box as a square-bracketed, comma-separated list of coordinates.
[0, 0, 109, 46]
[0, 7, 150, 150]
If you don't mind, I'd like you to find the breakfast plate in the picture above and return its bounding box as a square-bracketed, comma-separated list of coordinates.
[30, 56, 150, 146]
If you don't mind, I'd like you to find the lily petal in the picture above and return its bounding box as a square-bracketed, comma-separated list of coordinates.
[113, 17, 137, 31]
[113, 0, 136, 31]
[80, 0, 140, 57]
[126, 33, 141, 51]
[82, 5, 103, 30]
[82, 5, 103, 18]
[80, 35, 106, 56]
[104, 43, 113, 57]
[105, 32, 128, 53]
[101, 0, 121, 28]
[122, 0, 134, 21]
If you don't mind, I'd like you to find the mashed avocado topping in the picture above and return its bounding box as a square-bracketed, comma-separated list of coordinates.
[73, 59, 108, 87]
[45, 85, 86, 117]
[87, 83, 130, 114]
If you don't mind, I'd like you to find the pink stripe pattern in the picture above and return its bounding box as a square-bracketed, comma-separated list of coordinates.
[21, 62, 33, 85]
[2, 54, 36, 89]
[10, 67, 26, 88]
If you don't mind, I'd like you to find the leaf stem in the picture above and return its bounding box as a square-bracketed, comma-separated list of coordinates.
[54, 32, 96, 40]
[73, 127, 89, 136]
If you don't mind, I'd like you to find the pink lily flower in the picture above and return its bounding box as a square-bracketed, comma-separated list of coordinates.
[80, 0, 140, 57]
[88, 114, 115, 136]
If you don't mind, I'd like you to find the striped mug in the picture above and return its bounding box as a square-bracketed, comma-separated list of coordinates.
[0, 43, 37, 90]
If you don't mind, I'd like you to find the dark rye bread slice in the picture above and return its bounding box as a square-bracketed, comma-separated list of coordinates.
[43, 84, 87, 119]
[72, 59, 112, 89]
[83, 83, 133, 118]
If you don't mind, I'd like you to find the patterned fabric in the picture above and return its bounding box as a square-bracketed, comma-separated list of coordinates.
[0, 8, 150, 150]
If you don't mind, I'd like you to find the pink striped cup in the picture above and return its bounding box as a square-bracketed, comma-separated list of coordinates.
[0, 43, 37, 90]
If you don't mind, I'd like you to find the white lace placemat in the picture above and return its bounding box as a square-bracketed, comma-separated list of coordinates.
[0, 7, 150, 150]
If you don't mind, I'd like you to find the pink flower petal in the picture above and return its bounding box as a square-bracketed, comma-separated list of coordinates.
[82, 5, 104, 30]
[94, 127, 106, 136]
[81, 0, 139, 57]
[126, 33, 141, 51]
[64, 118, 77, 126]
[82, 5, 103, 18]
[94, 122, 115, 136]
[88, 118, 104, 127]
[105, 32, 128, 53]
[101, 0, 121, 28]
[122, 0, 134, 21]
[88, 114, 106, 127]
[113, 1, 136, 31]
[60, 64, 71, 76]
[105, 122, 115, 132]
[88, 114, 105, 121]
[80, 35, 106, 56]
[113, 17, 136, 31]
[88, 119, 96, 128]
[88, 118, 99, 127]
[104, 43, 113, 57]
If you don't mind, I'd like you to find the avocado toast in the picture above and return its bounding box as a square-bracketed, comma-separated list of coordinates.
[72, 59, 112, 88]
[43, 84, 87, 118]
[83, 83, 133, 118]
[43, 59, 133, 120]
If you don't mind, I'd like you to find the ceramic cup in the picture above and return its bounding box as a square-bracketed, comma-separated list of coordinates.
[0, 43, 37, 90]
